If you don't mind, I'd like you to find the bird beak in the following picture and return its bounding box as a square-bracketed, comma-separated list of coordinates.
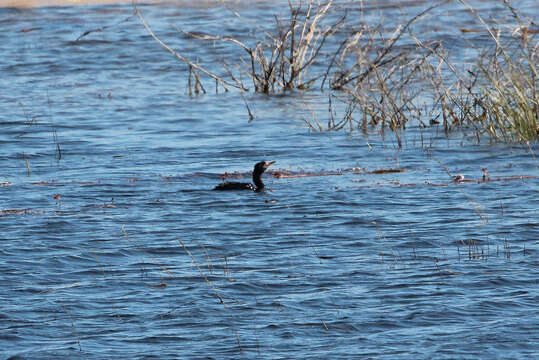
[266, 161, 276, 168]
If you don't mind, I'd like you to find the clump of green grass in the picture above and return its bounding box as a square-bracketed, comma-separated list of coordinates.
[473, 47, 538, 142]
[460, 0, 538, 142]
[421, 0, 538, 143]
[333, 0, 538, 144]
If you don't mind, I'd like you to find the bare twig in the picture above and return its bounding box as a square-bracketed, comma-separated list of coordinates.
[22, 153, 30, 177]
[133, 2, 246, 91]
[76, 14, 135, 41]
[122, 225, 173, 276]
[177, 238, 227, 307]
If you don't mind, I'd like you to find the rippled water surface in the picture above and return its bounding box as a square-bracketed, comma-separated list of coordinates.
[1, 1, 538, 358]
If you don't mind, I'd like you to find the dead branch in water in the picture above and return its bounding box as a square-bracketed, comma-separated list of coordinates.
[330, 0, 451, 90]
[76, 13, 135, 41]
[137, 0, 344, 93]
[133, 2, 247, 92]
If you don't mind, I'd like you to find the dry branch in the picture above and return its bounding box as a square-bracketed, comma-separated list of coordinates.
[133, 2, 247, 91]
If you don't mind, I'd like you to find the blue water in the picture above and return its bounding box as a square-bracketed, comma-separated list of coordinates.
[1, 1, 538, 358]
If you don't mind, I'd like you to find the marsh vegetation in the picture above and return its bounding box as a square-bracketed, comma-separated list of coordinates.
[136, 0, 538, 144]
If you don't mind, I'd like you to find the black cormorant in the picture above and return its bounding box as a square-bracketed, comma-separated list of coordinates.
[214, 161, 275, 192]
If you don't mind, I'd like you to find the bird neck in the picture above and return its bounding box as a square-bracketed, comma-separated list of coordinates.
[252, 171, 264, 190]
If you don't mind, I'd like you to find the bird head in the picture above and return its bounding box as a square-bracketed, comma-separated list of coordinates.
[254, 160, 276, 174]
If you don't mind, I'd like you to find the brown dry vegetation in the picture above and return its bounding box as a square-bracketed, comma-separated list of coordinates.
[134, 0, 537, 144]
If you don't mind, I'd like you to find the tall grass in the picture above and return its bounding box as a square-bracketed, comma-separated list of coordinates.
[457, 0, 538, 142]
[414, 0, 539, 143]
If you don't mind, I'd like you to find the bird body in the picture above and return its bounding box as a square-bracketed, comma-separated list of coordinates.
[214, 161, 275, 192]
[213, 182, 256, 191]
